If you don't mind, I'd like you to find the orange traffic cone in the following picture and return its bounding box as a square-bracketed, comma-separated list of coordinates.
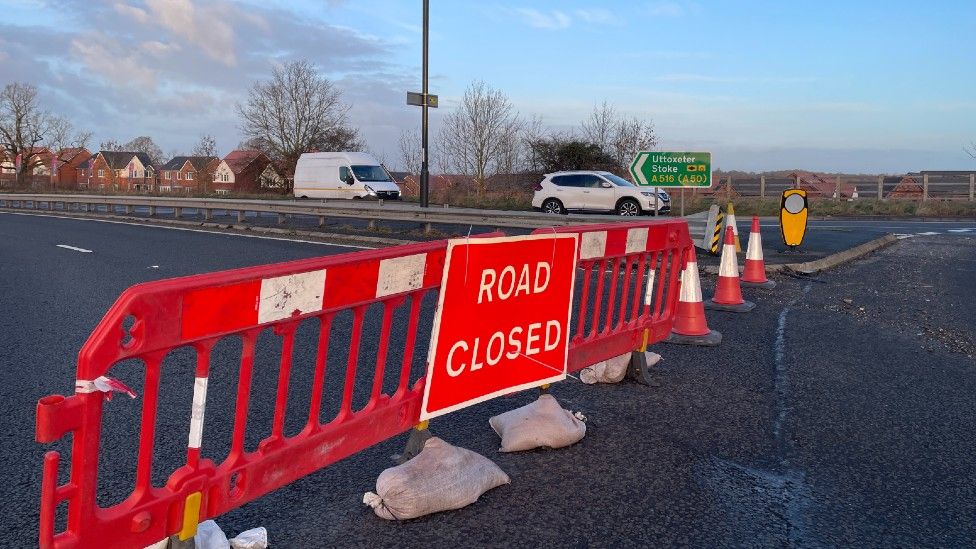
[741, 216, 776, 289]
[666, 247, 722, 346]
[705, 226, 756, 312]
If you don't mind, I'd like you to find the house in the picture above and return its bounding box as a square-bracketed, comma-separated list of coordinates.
[0, 147, 56, 188]
[214, 150, 284, 194]
[87, 151, 156, 191]
[52, 147, 91, 189]
[159, 156, 220, 193]
[887, 176, 923, 200]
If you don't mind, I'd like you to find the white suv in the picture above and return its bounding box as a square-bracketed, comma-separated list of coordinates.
[532, 171, 670, 216]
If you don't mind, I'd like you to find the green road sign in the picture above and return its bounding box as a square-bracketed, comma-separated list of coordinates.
[630, 151, 711, 188]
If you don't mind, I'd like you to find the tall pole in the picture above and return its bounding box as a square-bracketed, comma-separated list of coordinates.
[420, 0, 430, 208]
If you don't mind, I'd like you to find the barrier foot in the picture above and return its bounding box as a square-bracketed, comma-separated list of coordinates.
[163, 535, 195, 548]
[741, 280, 776, 289]
[665, 329, 723, 346]
[393, 421, 432, 464]
[704, 299, 756, 313]
[626, 351, 660, 387]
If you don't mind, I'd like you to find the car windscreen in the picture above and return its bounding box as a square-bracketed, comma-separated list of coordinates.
[602, 173, 636, 187]
[351, 165, 392, 182]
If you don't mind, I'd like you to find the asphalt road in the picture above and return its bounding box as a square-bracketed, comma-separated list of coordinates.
[2, 212, 975, 547]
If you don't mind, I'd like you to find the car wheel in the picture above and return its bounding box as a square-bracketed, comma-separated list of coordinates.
[542, 198, 565, 215]
[617, 198, 641, 216]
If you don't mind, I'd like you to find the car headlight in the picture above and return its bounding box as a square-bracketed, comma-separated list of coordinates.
[640, 191, 656, 197]
[364, 185, 376, 196]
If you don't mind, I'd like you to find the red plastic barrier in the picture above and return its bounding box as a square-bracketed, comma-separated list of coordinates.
[35, 220, 690, 548]
[533, 219, 692, 371]
[35, 239, 452, 549]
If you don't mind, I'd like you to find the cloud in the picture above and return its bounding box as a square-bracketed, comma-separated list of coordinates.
[113, 2, 149, 23]
[573, 8, 622, 25]
[513, 8, 572, 29]
[143, 0, 237, 66]
[70, 34, 157, 89]
[140, 41, 182, 57]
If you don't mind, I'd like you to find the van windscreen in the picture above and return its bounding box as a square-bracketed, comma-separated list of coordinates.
[351, 165, 392, 182]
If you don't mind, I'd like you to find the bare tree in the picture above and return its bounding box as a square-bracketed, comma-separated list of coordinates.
[99, 140, 125, 151]
[0, 83, 52, 188]
[966, 142, 976, 160]
[192, 134, 218, 158]
[580, 100, 657, 171]
[398, 129, 422, 175]
[237, 59, 363, 190]
[437, 80, 522, 195]
[124, 136, 165, 166]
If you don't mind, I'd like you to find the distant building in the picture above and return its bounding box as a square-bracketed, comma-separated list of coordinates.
[214, 150, 283, 194]
[53, 147, 91, 189]
[159, 156, 220, 193]
[887, 176, 923, 200]
[86, 151, 156, 191]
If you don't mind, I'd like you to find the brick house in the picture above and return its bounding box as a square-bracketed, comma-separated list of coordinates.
[0, 147, 55, 187]
[213, 150, 284, 194]
[159, 156, 220, 193]
[52, 147, 91, 189]
[85, 151, 156, 191]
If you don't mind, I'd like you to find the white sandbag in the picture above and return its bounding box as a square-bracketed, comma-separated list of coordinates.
[489, 394, 586, 452]
[580, 352, 631, 384]
[363, 437, 510, 520]
[230, 527, 268, 549]
[580, 351, 663, 384]
[194, 521, 230, 549]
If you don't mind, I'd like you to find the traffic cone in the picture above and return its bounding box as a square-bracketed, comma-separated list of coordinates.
[666, 247, 722, 346]
[741, 216, 776, 289]
[705, 226, 756, 312]
[726, 202, 741, 253]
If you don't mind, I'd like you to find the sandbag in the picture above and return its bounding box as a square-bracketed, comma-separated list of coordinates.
[142, 522, 267, 549]
[363, 437, 510, 520]
[489, 394, 586, 452]
[580, 351, 662, 384]
[230, 527, 269, 549]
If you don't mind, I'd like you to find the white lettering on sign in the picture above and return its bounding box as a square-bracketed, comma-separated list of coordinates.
[478, 261, 551, 303]
[445, 320, 563, 377]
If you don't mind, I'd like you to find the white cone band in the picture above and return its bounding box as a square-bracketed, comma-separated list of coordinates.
[679, 261, 703, 303]
[746, 232, 763, 260]
[719, 244, 738, 277]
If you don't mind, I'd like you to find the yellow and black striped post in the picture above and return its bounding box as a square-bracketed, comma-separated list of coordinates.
[710, 208, 725, 255]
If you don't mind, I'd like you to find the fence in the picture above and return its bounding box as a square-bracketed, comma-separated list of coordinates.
[701, 173, 976, 202]
[35, 218, 692, 548]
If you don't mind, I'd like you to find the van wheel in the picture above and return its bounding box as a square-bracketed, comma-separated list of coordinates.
[617, 198, 641, 216]
[542, 198, 565, 215]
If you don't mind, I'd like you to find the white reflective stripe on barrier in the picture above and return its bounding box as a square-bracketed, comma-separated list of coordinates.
[188, 376, 208, 449]
[376, 253, 427, 297]
[678, 262, 703, 303]
[719, 245, 738, 277]
[580, 232, 608, 260]
[257, 270, 327, 324]
[644, 268, 657, 305]
[625, 227, 649, 254]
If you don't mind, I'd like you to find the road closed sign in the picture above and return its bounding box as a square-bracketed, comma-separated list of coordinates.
[420, 234, 579, 420]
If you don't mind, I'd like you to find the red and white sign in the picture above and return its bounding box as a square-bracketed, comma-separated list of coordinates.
[420, 234, 579, 421]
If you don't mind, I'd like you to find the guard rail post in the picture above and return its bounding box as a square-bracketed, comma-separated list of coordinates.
[759, 175, 766, 200]
[237, 210, 245, 223]
[923, 174, 929, 201]
[877, 175, 884, 201]
[970, 173, 974, 202]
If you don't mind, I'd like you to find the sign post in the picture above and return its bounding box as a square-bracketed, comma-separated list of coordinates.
[630, 151, 712, 188]
[420, 233, 579, 420]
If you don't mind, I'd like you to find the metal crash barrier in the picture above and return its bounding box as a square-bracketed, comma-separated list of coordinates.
[35, 220, 691, 548]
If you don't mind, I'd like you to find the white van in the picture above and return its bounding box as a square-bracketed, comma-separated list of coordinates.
[293, 152, 401, 200]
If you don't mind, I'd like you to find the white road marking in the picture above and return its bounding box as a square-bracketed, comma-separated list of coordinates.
[0, 211, 375, 250]
[916, 231, 940, 236]
[948, 228, 973, 233]
[56, 244, 93, 253]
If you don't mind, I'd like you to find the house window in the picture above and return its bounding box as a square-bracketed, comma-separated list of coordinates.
[167, 172, 172, 180]
[98, 169, 104, 178]
[115, 169, 122, 177]
[177, 172, 183, 180]
[187, 172, 194, 180]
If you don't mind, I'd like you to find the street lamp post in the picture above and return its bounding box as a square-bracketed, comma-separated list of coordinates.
[420, 0, 430, 208]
